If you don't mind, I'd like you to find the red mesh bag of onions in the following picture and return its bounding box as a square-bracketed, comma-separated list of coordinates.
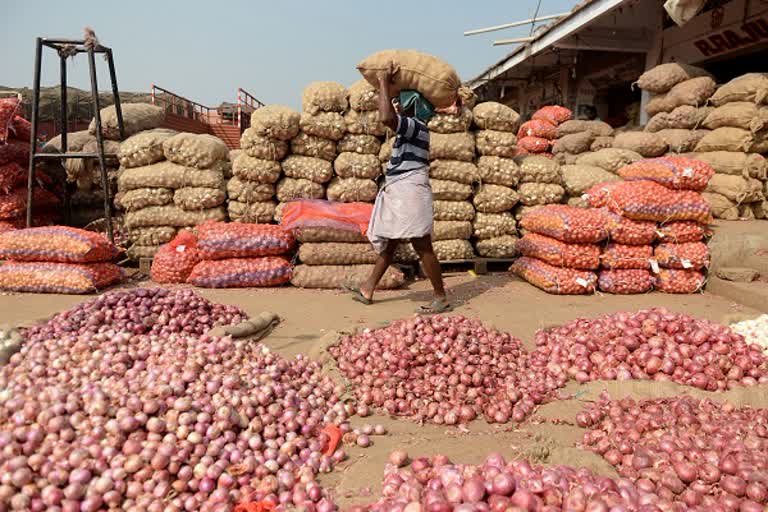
[598, 269, 654, 294]
[280, 199, 373, 235]
[10, 115, 32, 142]
[187, 256, 292, 288]
[195, 221, 295, 260]
[0, 261, 123, 293]
[654, 242, 710, 270]
[600, 243, 653, 270]
[0, 187, 58, 220]
[603, 211, 657, 245]
[150, 231, 200, 284]
[585, 181, 623, 209]
[0, 225, 118, 263]
[516, 136, 550, 153]
[654, 268, 706, 293]
[618, 156, 715, 191]
[517, 119, 558, 140]
[0, 97, 21, 144]
[516, 233, 600, 269]
[0, 139, 30, 166]
[656, 221, 710, 243]
[511, 256, 597, 294]
[531, 105, 573, 125]
[519, 204, 608, 244]
[594, 180, 712, 224]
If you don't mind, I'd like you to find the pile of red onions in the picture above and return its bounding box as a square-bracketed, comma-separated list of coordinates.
[0, 289, 347, 511]
[579, 393, 768, 511]
[529, 308, 768, 390]
[355, 452, 657, 512]
[329, 315, 566, 425]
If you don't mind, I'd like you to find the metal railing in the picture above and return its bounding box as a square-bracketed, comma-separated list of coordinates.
[150, 85, 264, 131]
[237, 88, 264, 131]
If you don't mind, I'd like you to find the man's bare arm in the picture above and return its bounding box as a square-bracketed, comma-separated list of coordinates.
[377, 72, 398, 132]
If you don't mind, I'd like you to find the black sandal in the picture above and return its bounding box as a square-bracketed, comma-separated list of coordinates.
[417, 299, 452, 314]
[343, 284, 373, 305]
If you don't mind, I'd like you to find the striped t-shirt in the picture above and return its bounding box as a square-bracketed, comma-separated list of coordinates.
[387, 115, 430, 176]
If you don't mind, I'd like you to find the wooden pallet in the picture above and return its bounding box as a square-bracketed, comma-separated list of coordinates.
[417, 257, 516, 276]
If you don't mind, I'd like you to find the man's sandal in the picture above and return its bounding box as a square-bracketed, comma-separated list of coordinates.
[417, 299, 452, 314]
[343, 284, 373, 305]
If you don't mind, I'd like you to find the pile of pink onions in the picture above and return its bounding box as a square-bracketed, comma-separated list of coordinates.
[579, 392, 768, 511]
[528, 308, 768, 391]
[353, 452, 661, 512]
[329, 315, 566, 425]
[0, 289, 346, 512]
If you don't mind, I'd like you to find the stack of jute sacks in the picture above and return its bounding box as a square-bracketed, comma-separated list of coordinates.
[553, 119, 614, 165]
[117, 129, 229, 259]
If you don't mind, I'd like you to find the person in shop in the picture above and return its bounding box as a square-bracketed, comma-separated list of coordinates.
[345, 70, 450, 314]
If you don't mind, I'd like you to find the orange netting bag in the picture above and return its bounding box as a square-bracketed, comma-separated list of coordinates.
[603, 211, 657, 245]
[519, 205, 608, 244]
[598, 269, 654, 294]
[0, 187, 59, 220]
[656, 221, 710, 243]
[654, 242, 710, 270]
[531, 105, 573, 125]
[590, 180, 711, 223]
[195, 221, 295, 260]
[0, 261, 123, 294]
[511, 256, 597, 295]
[516, 233, 600, 269]
[654, 268, 706, 294]
[617, 156, 715, 191]
[150, 231, 201, 284]
[280, 199, 373, 235]
[584, 182, 623, 209]
[517, 119, 558, 140]
[600, 243, 653, 270]
[187, 257, 293, 288]
[517, 136, 551, 153]
[0, 225, 118, 263]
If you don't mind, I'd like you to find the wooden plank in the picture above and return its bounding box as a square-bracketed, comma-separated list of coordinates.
[138, 258, 153, 275]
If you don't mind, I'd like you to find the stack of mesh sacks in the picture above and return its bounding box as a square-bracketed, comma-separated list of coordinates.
[0, 98, 60, 231]
[692, 73, 768, 220]
[281, 200, 406, 289]
[0, 226, 123, 293]
[470, 101, 522, 258]
[516, 105, 572, 158]
[117, 130, 229, 259]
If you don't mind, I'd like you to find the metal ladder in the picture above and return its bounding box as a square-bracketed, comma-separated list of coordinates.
[25, 36, 124, 242]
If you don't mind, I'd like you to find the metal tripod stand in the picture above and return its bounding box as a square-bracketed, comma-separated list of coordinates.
[25, 36, 125, 242]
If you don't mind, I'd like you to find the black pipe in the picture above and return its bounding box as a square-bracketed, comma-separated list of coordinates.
[26, 38, 43, 228]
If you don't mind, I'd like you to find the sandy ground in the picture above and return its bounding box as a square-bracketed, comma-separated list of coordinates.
[1, 220, 767, 504]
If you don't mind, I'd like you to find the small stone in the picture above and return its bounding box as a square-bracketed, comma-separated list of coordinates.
[715, 267, 760, 283]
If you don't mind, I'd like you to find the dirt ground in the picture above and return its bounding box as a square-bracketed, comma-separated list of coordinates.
[1, 220, 767, 504]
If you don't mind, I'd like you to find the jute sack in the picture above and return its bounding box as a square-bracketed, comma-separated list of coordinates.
[427, 108, 473, 134]
[302, 82, 348, 114]
[117, 161, 187, 190]
[475, 235, 519, 258]
[751, 129, 768, 153]
[338, 133, 381, 155]
[429, 160, 479, 184]
[282, 155, 333, 184]
[326, 177, 378, 203]
[227, 177, 275, 203]
[518, 183, 565, 206]
[163, 133, 229, 169]
[300, 112, 346, 141]
[89, 103, 165, 140]
[348, 79, 379, 111]
[554, 153, 579, 165]
[183, 169, 225, 189]
[117, 187, 173, 211]
[430, 179, 472, 201]
[557, 120, 614, 138]
[691, 151, 767, 179]
[127, 244, 161, 260]
[706, 174, 764, 203]
[473, 211, 517, 239]
[295, 227, 367, 243]
[552, 132, 594, 155]
[173, 187, 226, 210]
[473, 184, 519, 213]
[290, 132, 337, 162]
[476, 156, 519, 187]
[291, 264, 405, 290]
[636, 63, 711, 94]
[613, 132, 668, 157]
[127, 226, 177, 246]
[334, 152, 381, 179]
[124, 205, 226, 228]
[357, 49, 461, 109]
[702, 192, 739, 220]
[709, 73, 768, 106]
[433, 239, 474, 261]
[433, 220, 473, 241]
[568, 196, 589, 208]
[344, 110, 386, 137]
[515, 155, 562, 184]
[702, 102, 768, 132]
[475, 130, 518, 158]
[750, 200, 768, 219]
[472, 102, 520, 132]
[250, 105, 300, 141]
[431, 132, 476, 161]
[645, 77, 716, 116]
[232, 153, 281, 184]
[561, 165, 620, 196]
[299, 242, 377, 265]
[433, 200, 475, 221]
[591, 137, 614, 151]
[575, 148, 643, 173]
[656, 129, 707, 153]
[276, 178, 325, 202]
[118, 129, 176, 168]
[228, 201, 276, 224]
[645, 105, 713, 132]
[694, 127, 753, 152]
[240, 129, 289, 160]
